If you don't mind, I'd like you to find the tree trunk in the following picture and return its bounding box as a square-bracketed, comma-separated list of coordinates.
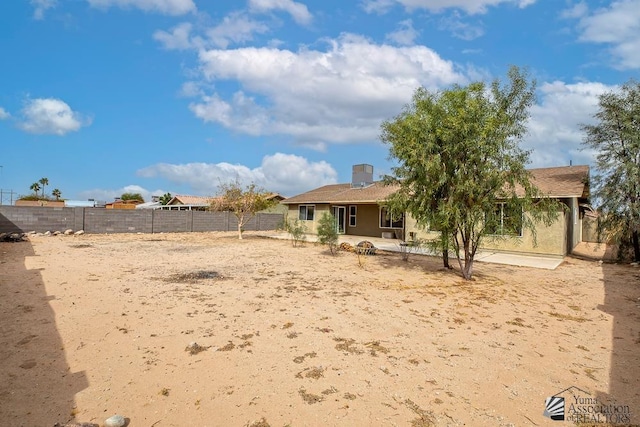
[461, 238, 474, 280]
[633, 230, 640, 262]
[238, 222, 243, 240]
[441, 232, 451, 269]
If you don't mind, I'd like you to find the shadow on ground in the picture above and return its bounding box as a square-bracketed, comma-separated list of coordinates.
[0, 239, 88, 425]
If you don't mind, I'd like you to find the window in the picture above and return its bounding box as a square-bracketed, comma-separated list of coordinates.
[380, 207, 404, 229]
[349, 205, 357, 227]
[298, 205, 315, 221]
[486, 203, 523, 236]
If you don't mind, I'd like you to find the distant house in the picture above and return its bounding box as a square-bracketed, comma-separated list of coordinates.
[282, 164, 590, 257]
[161, 193, 288, 213]
[160, 195, 214, 211]
[105, 198, 144, 209]
[135, 196, 163, 210]
[15, 200, 65, 207]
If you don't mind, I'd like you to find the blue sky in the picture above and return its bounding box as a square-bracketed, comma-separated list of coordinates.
[0, 0, 638, 202]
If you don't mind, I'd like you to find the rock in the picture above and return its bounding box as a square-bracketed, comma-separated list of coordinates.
[53, 231, 62, 236]
[44, 231, 52, 236]
[104, 414, 126, 427]
[0, 233, 27, 242]
[64, 229, 73, 235]
[75, 230, 85, 235]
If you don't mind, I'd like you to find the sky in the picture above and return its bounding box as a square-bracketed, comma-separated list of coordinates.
[0, 0, 638, 202]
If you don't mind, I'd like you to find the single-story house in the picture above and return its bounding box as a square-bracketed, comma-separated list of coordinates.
[282, 164, 590, 257]
[160, 193, 288, 214]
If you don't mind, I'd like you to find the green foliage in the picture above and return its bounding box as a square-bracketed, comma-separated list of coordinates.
[51, 188, 62, 201]
[38, 177, 49, 198]
[30, 182, 41, 196]
[213, 180, 278, 239]
[381, 66, 559, 279]
[582, 79, 640, 261]
[316, 212, 339, 255]
[159, 192, 173, 205]
[280, 216, 307, 247]
[121, 192, 145, 202]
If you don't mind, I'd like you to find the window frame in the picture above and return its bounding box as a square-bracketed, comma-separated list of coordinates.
[348, 205, 357, 227]
[379, 206, 404, 229]
[298, 204, 315, 221]
[486, 203, 523, 237]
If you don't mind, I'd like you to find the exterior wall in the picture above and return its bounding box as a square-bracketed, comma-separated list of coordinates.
[346, 204, 383, 237]
[479, 210, 567, 256]
[0, 206, 283, 234]
[406, 210, 568, 257]
[286, 203, 569, 257]
[286, 204, 329, 234]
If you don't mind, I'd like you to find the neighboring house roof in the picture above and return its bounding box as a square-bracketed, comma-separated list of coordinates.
[135, 201, 163, 209]
[167, 195, 215, 206]
[64, 200, 96, 207]
[105, 199, 143, 206]
[168, 193, 286, 206]
[283, 165, 589, 205]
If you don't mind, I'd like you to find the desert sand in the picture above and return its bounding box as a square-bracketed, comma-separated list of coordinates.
[1, 231, 638, 427]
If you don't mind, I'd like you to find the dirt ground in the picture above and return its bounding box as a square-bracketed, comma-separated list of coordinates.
[1, 231, 638, 427]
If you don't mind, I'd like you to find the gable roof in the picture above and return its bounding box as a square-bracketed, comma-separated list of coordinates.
[167, 195, 214, 206]
[282, 165, 589, 205]
[528, 165, 589, 198]
[282, 182, 400, 204]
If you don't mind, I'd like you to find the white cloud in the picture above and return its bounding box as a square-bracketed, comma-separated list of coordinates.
[559, 1, 588, 19]
[205, 11, 270, 49]
[87, 0, 196, 15]
[570, 0, 640, 69]
[137, 153, 338, 196]
[248, 0, 313, 25]
[439, 12, 484, 40]
[18, 98, 91, 135]
[189, 34, 466, 147]
[31, 0, 57, 20]
[524, 81, 613, 167]
[0, 107, 10, 120]
[385, 19, 420, 45]
[362, 0, 535, 15]
[153, 22, 196, 50]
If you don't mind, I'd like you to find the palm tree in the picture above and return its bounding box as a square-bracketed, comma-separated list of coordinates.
[52, 188, 62, 201]
[39, 177, 49, 198]
[30, 182, 41, 197]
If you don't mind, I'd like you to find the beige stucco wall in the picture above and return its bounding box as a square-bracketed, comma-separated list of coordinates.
[404, 210, 568, 257]
[286, 204, 331, 234]
[287, 203, 568, 257]
[478, 210, 567, 256]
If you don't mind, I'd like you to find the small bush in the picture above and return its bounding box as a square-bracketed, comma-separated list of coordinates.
[317, 213, 339, 255]
[280, 218, 307, 247]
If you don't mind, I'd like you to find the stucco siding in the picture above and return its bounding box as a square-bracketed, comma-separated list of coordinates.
[480, 211, 567, 256]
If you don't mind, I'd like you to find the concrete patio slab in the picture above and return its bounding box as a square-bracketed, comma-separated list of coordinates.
[259, 232, 565, 270]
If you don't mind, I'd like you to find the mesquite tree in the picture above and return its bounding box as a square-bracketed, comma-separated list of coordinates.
[582, 80, 640, 261]
[381, 66, 558, 279]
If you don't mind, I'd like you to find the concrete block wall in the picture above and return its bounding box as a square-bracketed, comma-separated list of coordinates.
[83, 209, 153, 233]
[0, 206, 283, 234]
[0, 206, 78, 233]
